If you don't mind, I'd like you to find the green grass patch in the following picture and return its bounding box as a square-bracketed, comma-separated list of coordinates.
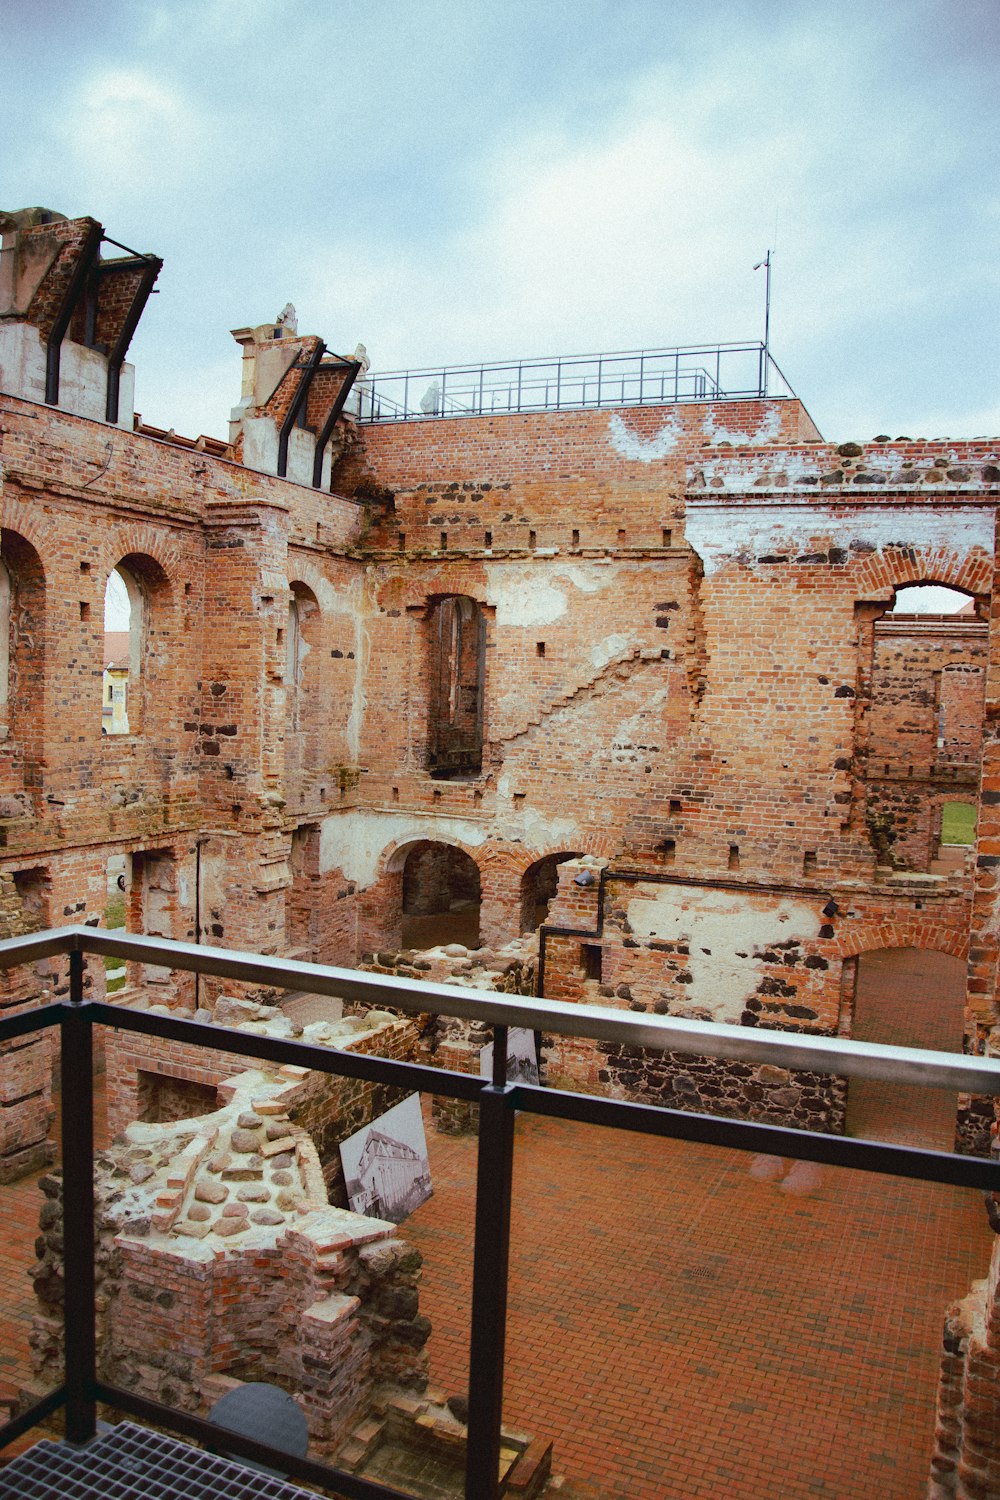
[941, 801, 976, 845]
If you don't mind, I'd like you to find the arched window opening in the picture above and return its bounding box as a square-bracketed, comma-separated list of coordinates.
[0, 530, 45, 755]
[890, 584, 978, 616]
[844, 948, 965, 1150]
[428, 596, 485, 778]
[103, 565, 143, 735]
[865, 581, 987, 871]
[285, 582, 320, 773]
[401, 841, 481, 950]
[520, 852, 583, 932]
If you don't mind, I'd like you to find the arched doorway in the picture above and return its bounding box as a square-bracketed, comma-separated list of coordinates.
[844, 947, 965, 1149]
[520, 852, 582, 932]
[401, 841, 481, 950]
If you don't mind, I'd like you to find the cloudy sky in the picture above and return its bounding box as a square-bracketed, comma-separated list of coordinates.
[3, 0, 998, 443]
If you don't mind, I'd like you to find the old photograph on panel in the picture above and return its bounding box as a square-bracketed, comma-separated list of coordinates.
[340, 1093, 432, 1224]
[479, 1027, 539, 1086]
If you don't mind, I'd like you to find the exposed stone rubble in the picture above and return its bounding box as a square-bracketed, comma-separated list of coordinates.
[360, 936, 537, 1133]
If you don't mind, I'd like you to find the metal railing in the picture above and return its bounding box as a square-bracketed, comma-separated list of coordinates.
[353, 342, 796, 423]
[0, 925, 998, 1500]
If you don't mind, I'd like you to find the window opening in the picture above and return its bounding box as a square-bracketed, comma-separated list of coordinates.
[103, 565, 140, 735]
[428, 596, 485, 779]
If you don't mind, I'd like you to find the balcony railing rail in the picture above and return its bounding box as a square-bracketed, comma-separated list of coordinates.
[0, 925, 997, 1500]
[352, 342, 796, 423]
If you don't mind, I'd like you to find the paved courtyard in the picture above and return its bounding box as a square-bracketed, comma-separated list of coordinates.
[0, 948, 994, 1499]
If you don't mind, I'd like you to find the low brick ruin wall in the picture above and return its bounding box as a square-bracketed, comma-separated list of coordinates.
[105, 994, 421, 1202]
[928, 1229, 1000, 1499]
[32, 1069, 430, 1457]
[359, 937, 537, 1133]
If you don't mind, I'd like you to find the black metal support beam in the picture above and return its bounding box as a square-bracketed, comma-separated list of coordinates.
[104, 255, 163, 424]
[61, 949, 96, 1443]
[277, 342, 325, 478]
[465, 1031, 514, 1500]
[45, 220, 103, 407]
[312, 357, 362, 488]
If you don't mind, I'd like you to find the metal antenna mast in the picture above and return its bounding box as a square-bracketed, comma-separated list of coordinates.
[753, 249, 773, 396]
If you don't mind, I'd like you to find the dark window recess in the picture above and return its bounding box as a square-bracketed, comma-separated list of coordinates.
[536, 642, 545, 658]
[440, 532, 448, 550]
[484, 531, 492, 548]
[529, 530, 537, 549]
[728, 845, 740, 870]
[427, 595, 485, 779]
[669, 798, 682, 814]
[662, 528, 672, 547]
[80, 601, 90, 620]
[572, 529, 580, 547]
[581, 943, 603, 981]
[659, 839, 676, 863]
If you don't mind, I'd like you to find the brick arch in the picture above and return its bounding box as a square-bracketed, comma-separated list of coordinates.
[479, 839, 611, 882]
[852, 549, 992, 602]
[832, 918, 968, 963]
[380, 833, 485, 878]
[101, 524, 188, 595]
[0, 498, 60, 564]
[286, 557, 328, 605]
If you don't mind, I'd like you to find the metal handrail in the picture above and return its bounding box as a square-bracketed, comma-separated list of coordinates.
[0, 925, 997, 1500]
[354, 340, 796, 423]
[14, 924, 993, 1093]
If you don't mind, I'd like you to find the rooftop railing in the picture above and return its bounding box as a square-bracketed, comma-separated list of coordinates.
[352, 342, 796, 424]
[0, 925, 997, 1500]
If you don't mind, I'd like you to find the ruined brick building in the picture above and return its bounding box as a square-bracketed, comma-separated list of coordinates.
[0, 207, 999, 1176]
[2, 206, 1000, 1495]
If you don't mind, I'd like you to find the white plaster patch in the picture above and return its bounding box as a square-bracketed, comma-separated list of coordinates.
[608, 410, 681, 461]
[626, 886, 821, 1023]
[489, 561, 620, 627]
[704, 406, 782, 447]
[318, 804, 582, 886]
[319, 810, 488, 885]
[589, 633, 631, 670]
[685, 503, 994, 577]
[699, 450, 823, 489]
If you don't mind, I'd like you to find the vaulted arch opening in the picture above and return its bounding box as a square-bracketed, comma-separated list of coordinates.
[401, 840, 481, 950]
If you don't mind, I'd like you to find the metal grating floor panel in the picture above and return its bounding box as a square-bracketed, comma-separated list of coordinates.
[0, 1421, 320, 1500]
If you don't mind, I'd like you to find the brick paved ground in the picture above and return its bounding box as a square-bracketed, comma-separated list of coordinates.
[0, 950, 993, 1499]
[406, 948, 994, 1499]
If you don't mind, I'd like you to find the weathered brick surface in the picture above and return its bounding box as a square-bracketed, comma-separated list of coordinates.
[1, 212, 1000, 1191]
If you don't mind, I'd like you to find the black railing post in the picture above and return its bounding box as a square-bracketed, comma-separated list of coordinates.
[62, 947, 97, 1444]
[465, 1025, 514, 1500]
